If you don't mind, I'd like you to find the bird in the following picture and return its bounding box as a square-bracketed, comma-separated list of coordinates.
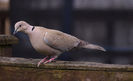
[13, 21, 106, 67]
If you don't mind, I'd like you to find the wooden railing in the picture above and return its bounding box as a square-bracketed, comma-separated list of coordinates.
[0, 35, 18, 56]
[0, 56, 133, 81]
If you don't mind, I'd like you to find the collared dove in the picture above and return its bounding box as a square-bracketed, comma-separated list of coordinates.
[14, 21, 106, 67]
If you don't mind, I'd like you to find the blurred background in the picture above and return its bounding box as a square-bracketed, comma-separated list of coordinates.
[0, 0, 133, 64]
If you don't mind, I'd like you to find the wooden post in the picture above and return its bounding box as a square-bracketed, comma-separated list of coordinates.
[0, 0, 9, 34]
[0, 35, 18, 57]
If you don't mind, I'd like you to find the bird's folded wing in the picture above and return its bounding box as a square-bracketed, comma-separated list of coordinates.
[43, 30, 80, 52]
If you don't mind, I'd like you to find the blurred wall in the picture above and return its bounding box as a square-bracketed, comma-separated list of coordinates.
[10, 0, 133, 64]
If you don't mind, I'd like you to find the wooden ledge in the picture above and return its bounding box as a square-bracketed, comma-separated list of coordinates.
[0, 57, 133, 81]
[0, 56, 133, 72]
[0, 35, 18, 45]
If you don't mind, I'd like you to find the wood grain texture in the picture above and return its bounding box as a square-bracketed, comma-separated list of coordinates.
[0, 57, 133, 81]
[0, 46, 11, 56]
[0, 35, 18, 45]
[0, 35, 18, 56]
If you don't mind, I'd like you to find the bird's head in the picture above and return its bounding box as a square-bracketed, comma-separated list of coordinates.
[13, 21, 30, 34]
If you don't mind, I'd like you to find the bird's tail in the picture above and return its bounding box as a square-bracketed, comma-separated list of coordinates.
[77, 40, 106, 51]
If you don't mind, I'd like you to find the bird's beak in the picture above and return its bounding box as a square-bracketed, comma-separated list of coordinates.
[13, 27, 19, 35]
[13, 30, 17, 35]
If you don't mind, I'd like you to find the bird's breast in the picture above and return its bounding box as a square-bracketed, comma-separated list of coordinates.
[29, 32, 61, 56]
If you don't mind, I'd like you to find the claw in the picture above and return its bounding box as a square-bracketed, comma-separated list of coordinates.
[37, 56, 48, 67]
[44, 56, 57, 64]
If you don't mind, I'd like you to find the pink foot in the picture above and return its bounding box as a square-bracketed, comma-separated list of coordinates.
[44, 56, 57, 64]
[37, 56, 48, 67]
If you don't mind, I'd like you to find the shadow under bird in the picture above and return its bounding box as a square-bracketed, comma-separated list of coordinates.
[13, 21, 106, 67]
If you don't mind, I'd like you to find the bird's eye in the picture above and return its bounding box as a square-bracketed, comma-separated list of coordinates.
[19, 25, 22, 27]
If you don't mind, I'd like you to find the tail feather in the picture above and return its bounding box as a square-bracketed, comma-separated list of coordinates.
[82, 44, 106, 51]
[77, 40, 106, 51]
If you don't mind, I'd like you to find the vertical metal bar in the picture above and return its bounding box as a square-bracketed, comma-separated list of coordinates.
[63, 0, 73, 34]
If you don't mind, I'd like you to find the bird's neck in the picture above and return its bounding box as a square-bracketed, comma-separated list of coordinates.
[32, 26, 35, 31]
[24, 26, 35, 34]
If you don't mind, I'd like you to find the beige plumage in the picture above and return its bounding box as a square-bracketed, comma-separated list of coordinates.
[14, 21, 106, 67]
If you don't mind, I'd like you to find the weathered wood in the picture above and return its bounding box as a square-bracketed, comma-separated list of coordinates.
[0, 35, 18, 56]
[0, 35, 18, 45]
[0, 57, 133, 81]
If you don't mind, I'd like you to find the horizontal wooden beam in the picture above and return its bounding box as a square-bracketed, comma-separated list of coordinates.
[74, 0, 133, 10]
[0, 56, 133, 71]
[0, 57, 133, 81]
[13, 0, 133, 11]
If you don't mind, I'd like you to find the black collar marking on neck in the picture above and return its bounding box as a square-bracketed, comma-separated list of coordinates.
[32, 26, 35, 31]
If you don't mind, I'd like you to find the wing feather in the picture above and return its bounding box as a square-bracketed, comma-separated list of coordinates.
[43, 30, 80, 52]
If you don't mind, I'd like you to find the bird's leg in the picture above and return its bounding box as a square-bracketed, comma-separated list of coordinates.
[43, 56, 57, 64]
[37, 56, 48, 67]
